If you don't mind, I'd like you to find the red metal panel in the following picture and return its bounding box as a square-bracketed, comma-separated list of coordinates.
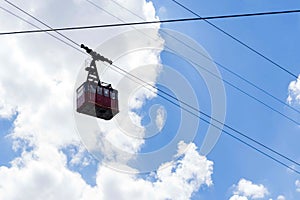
[111, 99, 117, 110]
[100, 96, 111, 108]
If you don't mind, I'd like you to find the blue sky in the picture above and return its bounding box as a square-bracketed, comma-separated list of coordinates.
[0, 115, 18, 167]
[149, 0, 300, 199]
[0, 0, 300, 199]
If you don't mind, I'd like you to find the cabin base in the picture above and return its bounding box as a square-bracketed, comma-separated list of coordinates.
[77, 101, 117, 120]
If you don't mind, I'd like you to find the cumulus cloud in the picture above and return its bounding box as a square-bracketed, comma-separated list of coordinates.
[0, 0, 215, 199]
[0, 144, 89, 200]
[230, 179, 269, 199]
[229, 195, 248, 200]
[277, 195, 286, 200]
[0, 0, 162, 157]
[0, 99, 16, 119]
[287, 75, 300, 105]
[93, 141, 213, 200]
[155, 106, 166, 131]
[0, 141, 213, 200]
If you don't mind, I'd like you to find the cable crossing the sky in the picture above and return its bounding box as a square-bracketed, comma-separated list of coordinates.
[3, 0, 300, 118]
[4, 0, 82, 48]
[1, 8, 300, 36]
[169, 0, 299, 79]
[105, 0, 300, 117]
[2, 0, 300, 175]
[84, 0, 300, 125]
[0, 6, 85, 55]
[100, 0, 300, 167]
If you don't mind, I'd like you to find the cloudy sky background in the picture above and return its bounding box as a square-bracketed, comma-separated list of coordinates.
[0, 0, 300, 199]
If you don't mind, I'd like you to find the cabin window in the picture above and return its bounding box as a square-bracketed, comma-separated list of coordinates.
[110, 91, 116, 99]
[104, 88, 109, 97]
[77, 84, 85, 97]
[97, 86, 102, 95]
[89, 85, 96, 93]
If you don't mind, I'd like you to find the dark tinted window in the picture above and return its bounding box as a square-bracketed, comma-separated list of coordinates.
[104, 88, 109, 97]
[110, 91, 116, 99]
[97, 86, 102, 95]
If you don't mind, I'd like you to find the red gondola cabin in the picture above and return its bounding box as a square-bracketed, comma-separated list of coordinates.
[76, 81, 119, 120]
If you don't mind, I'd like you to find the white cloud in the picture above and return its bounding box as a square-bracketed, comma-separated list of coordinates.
[155, 106, 166, 131]
[154, 142, 213, 199]
[230, 179, 269, 199]
[0, 98, 16, 119]
[83, 141, 214, 198]
[0, 0, 215, 199]
[90, 141, 213, 200]
[287, 75, 300, 105]
[277, 195, 286, 200]
[1, 0, 162, 157]
[229, 195, 248, 200]
[68, 143, 94, 167]
[295, 180, 300, 192]
[0, 144, 89, 200]
[143, 0, 159, 22]
[0, 141, 213, 200]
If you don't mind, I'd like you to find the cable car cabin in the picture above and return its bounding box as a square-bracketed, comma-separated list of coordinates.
[76, 81, 119, 120]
